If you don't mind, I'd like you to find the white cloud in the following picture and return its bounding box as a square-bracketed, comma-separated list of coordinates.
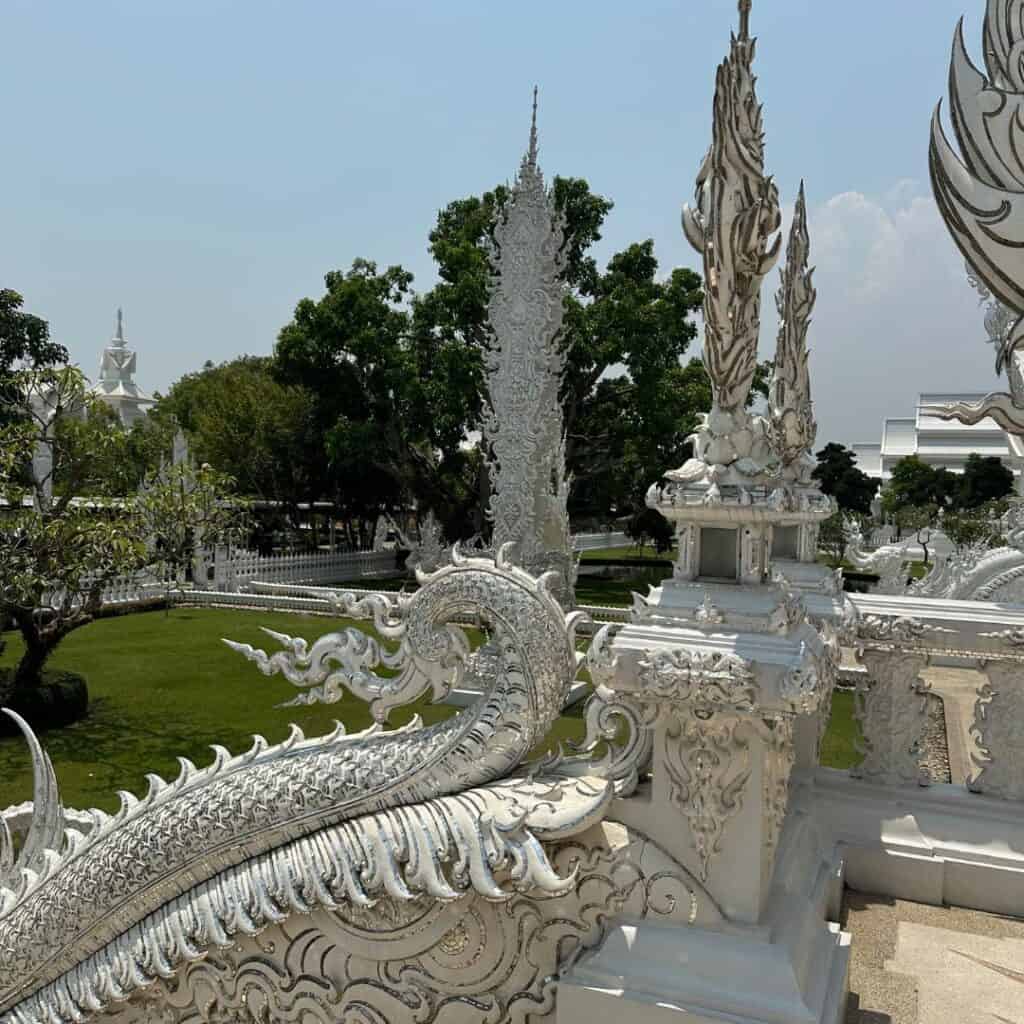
[761, 181, 999, 447]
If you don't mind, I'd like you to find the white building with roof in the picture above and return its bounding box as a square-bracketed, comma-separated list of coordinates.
[852, 392, 1024, 490]
[90, 308, 155, 427]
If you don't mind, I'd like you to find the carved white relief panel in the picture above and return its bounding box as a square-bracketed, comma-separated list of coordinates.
[106, 823, 720, 1024]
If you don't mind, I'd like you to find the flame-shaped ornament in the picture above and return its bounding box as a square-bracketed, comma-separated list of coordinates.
[768, 181, 817, 481]
[670, 0, 782, 485]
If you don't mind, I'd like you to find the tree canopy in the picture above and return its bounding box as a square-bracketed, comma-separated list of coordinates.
[0, 366, 244, 695]
[0, 289, 66, 373]
[0, 289, 68, 429]
[812, 443, 877, 514]
[959, 453, 1015, 509]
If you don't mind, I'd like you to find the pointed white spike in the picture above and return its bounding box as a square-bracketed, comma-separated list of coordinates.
[0, 709, 64, 886]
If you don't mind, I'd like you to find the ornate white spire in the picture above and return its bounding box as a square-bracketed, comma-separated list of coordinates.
[769, 181, 817, 480]
[667, 0, 782, 486]
[483, 92, 573, 601]
[113, 307, 125, 348]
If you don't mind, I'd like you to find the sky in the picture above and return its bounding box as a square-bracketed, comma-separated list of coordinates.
[0, 0, 1004, 448]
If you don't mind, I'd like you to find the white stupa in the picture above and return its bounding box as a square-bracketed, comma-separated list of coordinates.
[91, 308, 155, 427]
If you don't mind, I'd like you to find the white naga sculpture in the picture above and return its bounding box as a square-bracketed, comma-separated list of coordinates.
[917, 0, 1024, 600]
[0, 549, 715, 1021]
[484, 91, 574, 601]
[843, 517, 912, 596]
[929, 0, 1024, 432]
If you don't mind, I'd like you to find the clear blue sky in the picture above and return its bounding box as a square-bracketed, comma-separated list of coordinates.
[0, 0, 1001, 446]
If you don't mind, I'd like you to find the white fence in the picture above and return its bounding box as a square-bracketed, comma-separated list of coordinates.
[87, 535, 630, 613]
[571, 532, 631, 552]
[214, 548, 399, 591]
[73, 548, 400, 614]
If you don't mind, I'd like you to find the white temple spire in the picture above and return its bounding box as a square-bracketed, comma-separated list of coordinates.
[484, 98, 574, 603]
[92, 307, 154, 426]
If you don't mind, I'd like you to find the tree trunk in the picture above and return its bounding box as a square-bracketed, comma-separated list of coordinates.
[12, 628, 54, 693]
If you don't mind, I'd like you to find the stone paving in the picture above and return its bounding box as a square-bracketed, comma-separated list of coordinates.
[843, 890, 1024, 1024]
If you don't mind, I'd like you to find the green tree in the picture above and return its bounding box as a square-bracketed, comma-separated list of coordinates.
[0, 368, 148, 694]
[569, 356, 769, 521]
[139, 459, 250, 598]
[625, 507, 675, 554]
[0, 367, 238, 697]
[894, 503, 940, 567]
[957, 454, 1014, 509]
[0, 290, 66, 372]
[882, 456, 956, 519]
[0, 289, 67, 428]
[275, 259, 474, 539]
[942, 507, 994, 553]
[819, 511, 849, 568]
[812, 443, 877, 514]
[153, 357, 324, 533]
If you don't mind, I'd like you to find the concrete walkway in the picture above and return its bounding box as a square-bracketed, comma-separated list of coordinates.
[844, 890, 1024, 1023]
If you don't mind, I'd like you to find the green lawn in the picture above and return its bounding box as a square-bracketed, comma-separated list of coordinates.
[0, 608, 860, 813]
[579, 545, 677, 562]
[819, 690, 860, 769]
[575, 575, 663, 608]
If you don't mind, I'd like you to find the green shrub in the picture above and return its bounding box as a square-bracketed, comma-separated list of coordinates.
[0, 669, 88, 735]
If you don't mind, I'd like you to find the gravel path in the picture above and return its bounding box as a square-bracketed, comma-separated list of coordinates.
[921, 693, 952, 785]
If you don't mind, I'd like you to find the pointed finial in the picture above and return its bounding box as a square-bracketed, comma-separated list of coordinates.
[527, 85, 539, 169]
[114, 307, 125, 346]
[794, 181, 811, 236]
[738, 0, 752, 40]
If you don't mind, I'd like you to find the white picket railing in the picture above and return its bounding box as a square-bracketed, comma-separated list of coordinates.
[214, 548, 400, 591]
[571, 531, 631, 552]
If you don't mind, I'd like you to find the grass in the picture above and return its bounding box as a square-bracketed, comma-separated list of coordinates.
[575, 575, 662, 608]
[0, 609, 861, 813]
[578, 545, 677, 562]
[344, 570, 662, 609]
[819, 690, 860, 770]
